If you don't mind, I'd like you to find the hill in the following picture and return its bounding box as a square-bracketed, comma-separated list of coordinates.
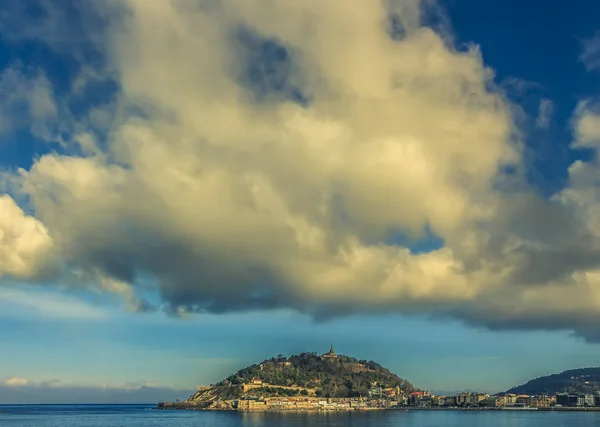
[504, 368, 600, 395]
[186, 349, 414, 402]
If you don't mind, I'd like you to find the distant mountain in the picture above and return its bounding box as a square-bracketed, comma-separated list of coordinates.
[504, 368, 600, 395]
[186, 350, 414, 402]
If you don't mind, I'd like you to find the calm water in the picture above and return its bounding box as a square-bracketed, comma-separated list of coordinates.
[3, 405, 600, 427]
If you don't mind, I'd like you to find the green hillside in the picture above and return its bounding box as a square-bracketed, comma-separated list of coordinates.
[504, 368, 600, 395]
[187, 350, 414, 401]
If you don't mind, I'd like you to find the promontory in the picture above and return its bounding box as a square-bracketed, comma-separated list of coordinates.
[158, 346, 415, 411]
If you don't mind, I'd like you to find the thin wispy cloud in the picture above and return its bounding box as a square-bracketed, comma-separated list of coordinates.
[0, 288, 108, 320]
[536, 98, 554, 129]
[581, 31, 600, 71]
[3, 377, 29, 387]
[0, 378, 194, 404]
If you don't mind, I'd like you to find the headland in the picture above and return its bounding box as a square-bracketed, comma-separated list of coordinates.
[158, 347, 600, 412]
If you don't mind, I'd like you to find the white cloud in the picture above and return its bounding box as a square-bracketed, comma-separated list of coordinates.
[572, 102, 600, 148]
[0, 195, 55, 279]
[581, 31, 600, 72]
[4, 0, 600, 339]
[536, 98, 554, 129]
[0, 376, 194, 404]
[3, 377, 29, 387]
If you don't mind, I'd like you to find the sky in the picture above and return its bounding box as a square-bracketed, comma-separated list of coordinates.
[2, 0, 600, 404]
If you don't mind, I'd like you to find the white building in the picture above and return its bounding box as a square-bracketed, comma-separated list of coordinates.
[584, 394, 595, 407]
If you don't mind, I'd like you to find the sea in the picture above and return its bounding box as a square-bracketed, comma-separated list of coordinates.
[2, 405, 600, 427]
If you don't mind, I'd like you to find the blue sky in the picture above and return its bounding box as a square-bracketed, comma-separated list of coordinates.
[2, 285, 600, 402]
[444, 0, 600, 194]
[2, 0, 600, 404]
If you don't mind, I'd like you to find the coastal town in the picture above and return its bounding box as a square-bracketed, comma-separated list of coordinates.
[160, 384, 600, 412]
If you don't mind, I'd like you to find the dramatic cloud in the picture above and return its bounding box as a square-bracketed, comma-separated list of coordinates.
[3, 0, 600, 339]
